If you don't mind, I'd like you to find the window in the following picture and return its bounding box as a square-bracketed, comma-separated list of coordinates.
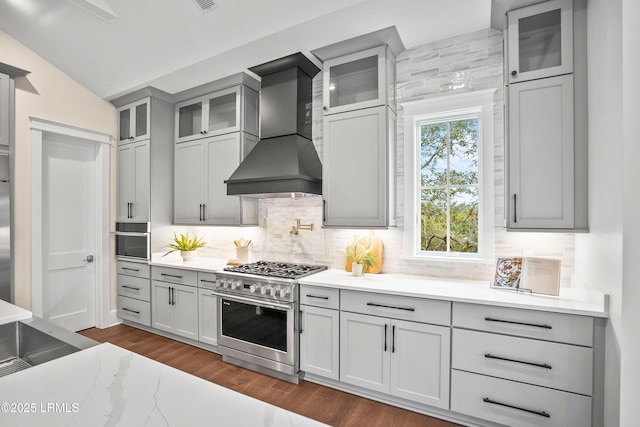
[419, 116, 479, 254]
[402, 90, 495, 260]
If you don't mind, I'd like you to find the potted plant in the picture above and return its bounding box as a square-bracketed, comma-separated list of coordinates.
[345, 242, 377, 276]
[164, 232, 206, 261]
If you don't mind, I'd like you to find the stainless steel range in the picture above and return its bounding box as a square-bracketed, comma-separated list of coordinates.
[213, 261, 327, 383]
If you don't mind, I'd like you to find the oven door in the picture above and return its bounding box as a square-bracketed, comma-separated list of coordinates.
[115, 222, 150, 261]
[215, 293, 295, 366]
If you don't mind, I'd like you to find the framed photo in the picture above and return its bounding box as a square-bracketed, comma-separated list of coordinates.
[492, 257, 523, 289]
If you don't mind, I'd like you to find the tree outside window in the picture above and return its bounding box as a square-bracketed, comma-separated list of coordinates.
[419, 117, 479, 254]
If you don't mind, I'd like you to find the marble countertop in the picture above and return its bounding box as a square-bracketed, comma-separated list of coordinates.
[0, 342, 327, 427]
[149, 253, 230, 273]
[299, 270, 608, 318]
[0, 299, 32, 325]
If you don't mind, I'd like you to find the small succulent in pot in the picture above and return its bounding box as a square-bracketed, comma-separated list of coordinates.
[344, 241, 377, 276]
[164, 232, 206, 261]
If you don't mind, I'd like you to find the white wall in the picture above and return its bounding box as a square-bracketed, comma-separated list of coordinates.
[574, 0, 623, 425]
[0, 30, 117, 310]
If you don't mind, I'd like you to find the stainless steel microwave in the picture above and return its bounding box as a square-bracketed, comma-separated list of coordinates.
[115, 222, 150, 261]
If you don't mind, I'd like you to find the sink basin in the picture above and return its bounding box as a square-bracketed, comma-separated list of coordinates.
[0, 318, 98, 377]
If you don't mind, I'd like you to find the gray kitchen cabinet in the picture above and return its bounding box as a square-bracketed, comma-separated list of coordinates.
[116, 260, 151, 327]
[339, 291, 451, 408]
[506, 0, 573, 84]
[117, 98, 150, 144]
[450, 302, 596, 426]
[299, 285, 340, 381]
[322, 105, 396, 228]
[197, 271, 218, 347]
[174, 132, 258, 225]
[151, 280, 198, 341]
[175, 85, 258, 143]
[117, 140, 150, 222]
[0, 72, 10, 147]
[507, 74, 574, 229]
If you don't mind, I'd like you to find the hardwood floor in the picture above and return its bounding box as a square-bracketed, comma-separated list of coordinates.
[79, 325, 461, 427]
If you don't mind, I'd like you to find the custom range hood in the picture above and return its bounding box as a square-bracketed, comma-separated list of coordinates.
[225, 53, 322, 198]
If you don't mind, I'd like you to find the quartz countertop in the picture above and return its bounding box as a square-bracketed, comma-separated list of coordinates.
[299, 270, 608, 318]
[149, 254, 230, 273]
[0, 342, 327, 427]
[0, 299, 32, 325]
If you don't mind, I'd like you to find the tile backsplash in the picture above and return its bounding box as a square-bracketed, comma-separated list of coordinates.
[168, 29, 577, 285]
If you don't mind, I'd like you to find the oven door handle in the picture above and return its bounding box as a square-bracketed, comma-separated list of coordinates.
[210, 291, 293, 311]
[113, 231, 150, 237]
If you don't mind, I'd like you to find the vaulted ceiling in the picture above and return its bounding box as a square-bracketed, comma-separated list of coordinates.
[0, 0, 493, 99]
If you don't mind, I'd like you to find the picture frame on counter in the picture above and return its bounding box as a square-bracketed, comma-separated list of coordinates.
[491, 256, 561, 296]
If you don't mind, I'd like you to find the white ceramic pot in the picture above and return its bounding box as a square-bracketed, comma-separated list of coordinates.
[181, 250, 197, 261]
[351, 263, 363, 276]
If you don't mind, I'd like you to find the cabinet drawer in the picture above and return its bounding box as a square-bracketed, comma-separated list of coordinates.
[452, 329, 593, 395]
[451, 370, 591, 427]
[198, 272, 218, 290]
[341, 290, 450, 326]
[300, 285, 339, 309]
[117, 296, 151, 327]
[152, 266, 198, 287]
[452, 302, 593, 346]
[117, 261, 150, 278]
[117, 274, 151, 302]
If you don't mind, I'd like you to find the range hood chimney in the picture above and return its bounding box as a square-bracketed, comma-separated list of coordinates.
[225, 53, 322, 198]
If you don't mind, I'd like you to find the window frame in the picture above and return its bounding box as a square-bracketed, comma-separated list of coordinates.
[402, 89, 496, 261]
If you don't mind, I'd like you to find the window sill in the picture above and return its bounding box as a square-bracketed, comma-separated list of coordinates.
[400, 255, 494, 265]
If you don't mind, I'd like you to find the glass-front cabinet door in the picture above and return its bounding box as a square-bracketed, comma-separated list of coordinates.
[507, 0, 573, 84]
[118, 98, 150, 144]
[175, 86, 242, 143]
[322, 45, 391, 115]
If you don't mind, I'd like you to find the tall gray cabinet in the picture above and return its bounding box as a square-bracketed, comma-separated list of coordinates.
[505, 0, 587, 230]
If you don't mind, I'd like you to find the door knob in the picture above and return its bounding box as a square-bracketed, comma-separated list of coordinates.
[83, 255, 95, 263]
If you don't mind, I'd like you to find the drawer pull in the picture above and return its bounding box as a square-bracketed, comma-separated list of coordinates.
[161, 273, 183, 279]
[484, 317, 552, 330]
[306, 294, 329, 300]
[200, 279, 216, 284]
[367, 302, 415, 312]
[122, 307, 141, 315]
[122, 285, 141, 291]
[122, 267, 140, 272]
[482, 397, 550, 418]
[484, 353, 552, 370]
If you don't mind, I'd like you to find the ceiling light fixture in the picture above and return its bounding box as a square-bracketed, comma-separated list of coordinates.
[67, 0, 118, 22]
[192, 0, 219, 14]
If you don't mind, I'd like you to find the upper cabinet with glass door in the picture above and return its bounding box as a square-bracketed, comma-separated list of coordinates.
[175, 85, 258, 143]
[118, 98, 150, 144]
[322, 45, 396, 115]
[507, 0, 573, 84]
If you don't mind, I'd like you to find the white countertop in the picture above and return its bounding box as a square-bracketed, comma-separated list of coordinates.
[0, 342, 327, 427]
[299, 270, 608, 318]
[0, 299, 32, 325]
[149, 254, 230, 273]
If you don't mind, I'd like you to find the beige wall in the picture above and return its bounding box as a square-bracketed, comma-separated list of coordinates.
[1, 29, 117, 310]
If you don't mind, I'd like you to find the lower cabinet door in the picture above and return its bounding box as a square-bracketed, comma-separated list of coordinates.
[198, 288, 217, 346]
[151, 280, 173, 333]
[451, 370, 591, 427]
[390, 320, 450, 408]
[340, 311, 389, 393]
[300, 305, 339, 380]
[172, 283, 198, 340]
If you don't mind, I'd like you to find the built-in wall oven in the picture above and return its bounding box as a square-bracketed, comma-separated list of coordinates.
[212, 261, 326, 384]
[114, 222, 150, 262]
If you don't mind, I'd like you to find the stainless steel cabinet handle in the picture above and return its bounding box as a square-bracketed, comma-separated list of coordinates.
[483, 397, 550, 418]
[367, 302, 415, 312]
[384, 324, 388, 352]
[322, 199, 326, 223]
[513, 194, 517, 224]
[202, 204, 206, 221]
[484, 353, 552, 369]
[122, 285, 141, 291]
[122, 307, 140, 314]
[306, 294, 329, 300]
[161, 273, 183, 279]
[392, 325, 396, 353]
[484, 317, 552, 330]
[122, 267, 140, 272]
[168, 286, 173, 305]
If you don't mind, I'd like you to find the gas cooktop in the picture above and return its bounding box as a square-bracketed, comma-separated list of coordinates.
[223, 261, 327, 280]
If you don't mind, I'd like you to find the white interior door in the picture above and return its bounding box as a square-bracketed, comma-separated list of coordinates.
[43, 133, 97, 331]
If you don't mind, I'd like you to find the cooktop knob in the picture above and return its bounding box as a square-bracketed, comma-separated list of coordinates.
[231, 280, 240, 290]
[222, 280, 229, 288]
[260, 286, 268, 295]
[216, 278, 223, 287]
[278, 288, 288, 298]
[249, 284, 257, 293]
[270, 287, 277, 298]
